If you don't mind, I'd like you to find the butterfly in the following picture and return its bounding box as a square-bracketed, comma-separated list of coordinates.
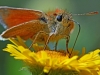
[0, 6, 98, 55]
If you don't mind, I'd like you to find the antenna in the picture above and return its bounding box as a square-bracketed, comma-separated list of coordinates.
[69, 20, 81, 57]
[68, 11, 98, 57]
[72, 11, 98, 16]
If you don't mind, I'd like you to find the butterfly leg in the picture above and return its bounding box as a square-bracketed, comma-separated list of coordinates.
[29, 31, 45, 49]
[66, 35, 70, 55]
[43, 35, 51, 50]
[54, 40, 58, 50]
[44, 33, 54, 50]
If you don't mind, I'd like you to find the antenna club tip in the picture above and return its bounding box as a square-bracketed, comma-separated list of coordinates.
[89, 11, 99, 15]
[93, 11, 99, 14]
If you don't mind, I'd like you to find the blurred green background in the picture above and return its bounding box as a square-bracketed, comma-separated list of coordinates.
[0, 0, 100, 75]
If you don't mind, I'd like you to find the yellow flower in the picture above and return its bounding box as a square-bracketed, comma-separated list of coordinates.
[3, 37, 100, 75]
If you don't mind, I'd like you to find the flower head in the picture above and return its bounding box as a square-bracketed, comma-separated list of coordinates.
[3, 37, 100, 75]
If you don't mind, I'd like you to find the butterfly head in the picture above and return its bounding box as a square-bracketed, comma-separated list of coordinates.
[46, 9, 74, 35]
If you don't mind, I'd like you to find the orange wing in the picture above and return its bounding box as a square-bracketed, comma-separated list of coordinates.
[0, 20, 47, 40]
[0, 6, 43, 29]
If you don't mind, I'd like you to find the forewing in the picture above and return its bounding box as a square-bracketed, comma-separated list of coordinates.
[0, 6, 43, 29]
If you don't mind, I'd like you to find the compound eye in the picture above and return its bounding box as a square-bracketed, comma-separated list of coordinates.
[56, 15, 62, 22]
